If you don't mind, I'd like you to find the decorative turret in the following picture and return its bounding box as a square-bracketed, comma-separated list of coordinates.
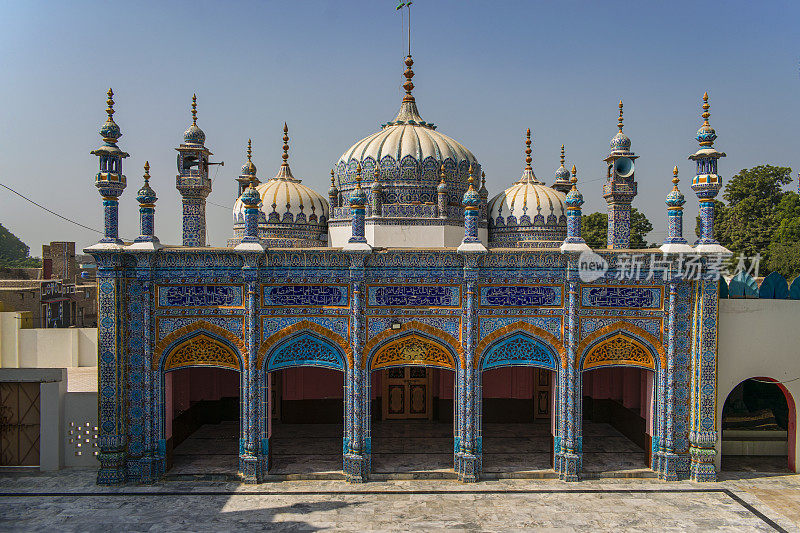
[371, 165, 382, 215]
[437, 164, 448, 218]
[602, 100, 639, 249]
[561, 165, 590, 252]
[458, 165, 486, 252]
[552, 145, 572, 194]
[176, 94, 214, 247]
[130, 161, 161, 249]
[328, 169, 339, 209]
[660, 166, 692, 254]
[234, 164, 264, 251]
[689, 92, 729, 254]
[343, 163, 371, 251]
[478, 171, 488, 220]
[236, 139, 259, 198]
[90, 89, 129, 246]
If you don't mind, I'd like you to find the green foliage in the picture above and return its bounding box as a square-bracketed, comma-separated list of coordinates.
[0, 223, 31, 262]
[581, 207, 654, 249]
[698, 165, 798, 277]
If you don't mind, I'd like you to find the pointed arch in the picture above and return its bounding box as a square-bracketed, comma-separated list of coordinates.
[729, 271, 758, 298]
[364, 320, 464, 370]
[577, 321, 665, 371]
[475, 321, 566, 370]
[155, 320, 246, 371]
[759, 272, 789, 299]
[368, 332, 456, 371]
[258, 319, 352, 370]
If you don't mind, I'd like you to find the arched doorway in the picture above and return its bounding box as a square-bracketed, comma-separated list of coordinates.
[366, 330, 459, 476]
[261, 327, 348, 477]
[160, 333, 243, 477]
[476, 328, 561, 475]
[579, 331, 659, 475]
[721, 377, 795, 473]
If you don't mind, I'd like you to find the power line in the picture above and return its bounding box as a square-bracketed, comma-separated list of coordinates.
[0, 182, 104, 234]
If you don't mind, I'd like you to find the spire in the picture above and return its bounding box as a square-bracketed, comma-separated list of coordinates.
[524, 128, 532, 170]
[695, 91, 718, 147]
[570, 164, 578, 190]
[661, 164, 691, 253]
[99, 88, 123, 144]
[672, 165, 679, 190]
[275, 122, 297, 181]
[182, 93, 206, 146]
[617, 100, 624, 132]
[561, 145, 565, 167]
[191, 93, 198, 125]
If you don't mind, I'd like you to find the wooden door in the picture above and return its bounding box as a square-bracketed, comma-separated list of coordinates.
[0, 382, 40, 466]
[382, 367, 432, 420]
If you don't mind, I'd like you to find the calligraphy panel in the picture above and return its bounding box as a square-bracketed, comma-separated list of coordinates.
[580, 286, 662, 309]
[157, 285, 243, 308]
[479, 285, 562, 307]
[368, 285, 461, 308]
[262, 284, 349, 307]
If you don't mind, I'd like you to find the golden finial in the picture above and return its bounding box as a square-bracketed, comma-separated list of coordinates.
[106, 88, 115, 119]
[191, 93, 197, 125]
[570, 164, 578, 190]
[617, 100, 624, 132]
[402, 55, 415, 101]
[282, 122, 289, 165]
[672, 165, 679, 190]
[560, 144, 565, 167]
[374, 164, 380, 181]
[356, 162, 363, 187]
[440, 163, 446, 183]
[143, 161, 150, 183]
[330, 169, 335, 186]
[481, 170, 486, 188]
[524, 129, 532, 170]
[247, 139, 252, 162]
[701, 92, 710, 124]
[468, 164, 475, 190]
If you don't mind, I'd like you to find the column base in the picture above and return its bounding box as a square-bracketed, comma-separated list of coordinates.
[689, 446, 717, 482]
[137, 455, 165, 483]
[239, 454, 264, 483]
[658, 452, 680, 481]
[344, 453, 369, 483]
[456, 452, 481, 483]
[556, 452, 580, 482]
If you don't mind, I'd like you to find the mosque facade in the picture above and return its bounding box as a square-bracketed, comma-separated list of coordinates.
[87, 53, 729, 485]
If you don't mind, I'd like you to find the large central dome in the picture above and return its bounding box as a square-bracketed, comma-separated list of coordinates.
[328, 55, 486, 248]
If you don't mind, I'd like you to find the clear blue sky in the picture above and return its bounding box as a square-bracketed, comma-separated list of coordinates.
[1, 0, 798, 252]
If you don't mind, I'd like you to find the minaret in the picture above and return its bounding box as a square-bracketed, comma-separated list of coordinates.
[458, 165, 486, 252]
[343, 163, 371, 251]
[176, 94, 213, 247]
[689, 92, 729, 254]
[328, 169, 339, 210]
[552, 145, 572, 194]
[660, 166, 692, 254]
[90, 89, 129, 246]
[437, 164, 448, 218]
[236, 139, 259, 198]
[130, 161, 161, 249]
[561, 165, 590, 252]
[602, 101, 639, 249]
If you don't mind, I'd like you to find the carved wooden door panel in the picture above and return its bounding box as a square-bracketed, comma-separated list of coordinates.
[382, 368, 432, 419]
[0, 382, 40, 466]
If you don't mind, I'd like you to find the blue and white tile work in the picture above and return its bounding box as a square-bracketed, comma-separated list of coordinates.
[88, 69, 731, 486]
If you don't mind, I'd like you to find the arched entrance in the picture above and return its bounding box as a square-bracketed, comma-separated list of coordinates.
[721, 377, 796, 473]
[579, 330, 660, 475]
[159, 333, 244, 477]
[476, 326, 562, 475]
[366, 330, 459, 476]
[260, 326, 349, 477]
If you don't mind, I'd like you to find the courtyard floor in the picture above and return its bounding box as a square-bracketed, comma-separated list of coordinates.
[0, 469, 799, 531]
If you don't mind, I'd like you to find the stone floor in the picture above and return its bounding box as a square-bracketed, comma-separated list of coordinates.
[171, 420, 651, 479]
[0, 469, 798, 531]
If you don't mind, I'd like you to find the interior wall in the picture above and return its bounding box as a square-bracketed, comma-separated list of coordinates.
[281, 367, 343, 400]
[482, 367, 534, 399]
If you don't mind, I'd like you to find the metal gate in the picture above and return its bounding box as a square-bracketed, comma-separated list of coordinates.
[0, 382, 40, 466]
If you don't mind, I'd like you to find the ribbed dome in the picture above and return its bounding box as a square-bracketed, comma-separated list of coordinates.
[488, 131, 567, 248]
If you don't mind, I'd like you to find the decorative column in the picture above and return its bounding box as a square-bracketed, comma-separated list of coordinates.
[659, 279, 680, 480]
[457, 166, 487, 253]
[437, 164, 448, 219]
[343, 164, 372, 252]
[602, 101, 638, 249]
[660, 166, 693, 254]
[560, 165, 590, 253]
[176, 94, 214, 247]
[557, 260, 581, 481]
[370, 165, 382, 216]
[128, 162, 163, 251]
[690, 93, 729, 254]
[239, 255, 263, 482]
[235, 172, 264, 252]
[344, 253, 369, 482]
[90, 88, 129, 246]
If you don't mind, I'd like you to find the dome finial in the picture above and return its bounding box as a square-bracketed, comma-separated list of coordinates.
[560, 145, 565, 167]
[106, 88, 115, 119]
[191, 93, 198, 126]
[468, 163, 475, 190]
[143, 161, 150, 183]
[356, 162, 363, 188]
[525, 129, 532, 170]
[702, 92, 710, 124]
[481, 170, 486, 189]
[247, 138, 252, 163]
[440, 163, 446, 184]
[403, 55, 415, 102]
[570, 164, 578, 189]
[617, 100, 624, 133]
[672, 165, 679, 190]
[282, 122, 289, 165]
[330, 168, 335, 186]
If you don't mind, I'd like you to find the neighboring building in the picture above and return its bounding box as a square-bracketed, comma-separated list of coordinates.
[0, 242, 97, 328]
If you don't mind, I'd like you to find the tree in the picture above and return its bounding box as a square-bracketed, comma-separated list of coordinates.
[697, 165, 796, 276]
[581, 207, 654, 249]
[766, 191, 800, 280]
[0, 223, 41, 268]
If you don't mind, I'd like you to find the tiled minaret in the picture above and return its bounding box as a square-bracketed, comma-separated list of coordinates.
[343, 163, 371, 251]
[552, 145, 572, 194]
[690, 92, 729, 254]
[458, 165, 486, 252]
[90, 89, 129, 247]
[561, 165, 590, 252]
[176, 94, 213, 247]
[236, 139, 259, 198]
[130, 161, 161, 249]
[602, 101, 639, 249]
[660, 166, 692, 254]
